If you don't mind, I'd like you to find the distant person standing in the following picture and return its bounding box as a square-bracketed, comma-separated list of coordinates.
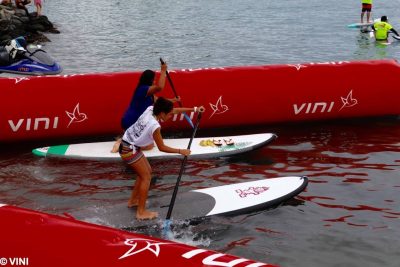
[34, 0, 42, 16]
[1, 0, 12, 7]
[372, 16, 400, 41]
[361, 0, 372, 24]
[15, 0, 31, 17]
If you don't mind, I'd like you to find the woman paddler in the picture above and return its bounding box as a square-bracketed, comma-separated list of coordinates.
[119, 97, 205, 220]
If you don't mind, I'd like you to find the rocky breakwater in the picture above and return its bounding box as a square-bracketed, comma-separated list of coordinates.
[0, 3, 59, 45]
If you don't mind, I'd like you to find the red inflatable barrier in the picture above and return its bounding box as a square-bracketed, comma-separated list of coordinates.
[1, 59, 399, 142]
[0, 205, 276, 267]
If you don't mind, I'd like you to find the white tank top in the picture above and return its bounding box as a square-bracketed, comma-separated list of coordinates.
[122, 106, 160, 149]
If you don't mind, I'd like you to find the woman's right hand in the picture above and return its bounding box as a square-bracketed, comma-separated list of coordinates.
[160, 62, 168, 72]
[173, 96, 181, 103]
[197, 106, 205, 113]
[179, 149, 191, 156]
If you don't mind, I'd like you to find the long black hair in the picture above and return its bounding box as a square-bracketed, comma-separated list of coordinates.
[153, 97, 173, 115]
[137, 69, 155, 89]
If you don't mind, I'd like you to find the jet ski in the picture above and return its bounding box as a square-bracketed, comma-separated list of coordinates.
[0, 36, 62, 76]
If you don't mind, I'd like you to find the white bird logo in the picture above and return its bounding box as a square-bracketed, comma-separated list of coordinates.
[119, 238, 172, 260]
[288, 64, 307, 71]
[209, 96, 229, 119]
[340, 90, 358, 111]
[13, 77, 29, 84]
[65, 103, 88, 127]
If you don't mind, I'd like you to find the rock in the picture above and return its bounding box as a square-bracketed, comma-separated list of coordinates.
[0, 19, 11, 32]
[0, 5, 15, 20]
[26, 32, 50, 44]
[10, 16, 23, 26]
[29, 15, 54, 30]
[0, 35, 12, 44]
[16, 14, 29, 23]
[48, 28, 60, 34]
[0, 4, 59, 45]
[27, 23, 46, 32]
[13, 8, 26, 17]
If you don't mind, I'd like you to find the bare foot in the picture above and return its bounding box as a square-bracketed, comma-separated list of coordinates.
[136, 210, 158, 220]
[127, 199, 139, 208]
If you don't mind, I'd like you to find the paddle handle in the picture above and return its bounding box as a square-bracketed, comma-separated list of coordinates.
[165, 112, 202, 220]
[160, 58, 183, 107]
[159, 57, 194, 128]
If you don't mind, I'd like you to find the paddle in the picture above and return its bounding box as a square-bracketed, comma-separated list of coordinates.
[160, 58, 194, 128]
[162, 111, 202, 238]
[369, 30, 374, 38]
[393, 34, 400, 41]
[388, 31, 400, 41]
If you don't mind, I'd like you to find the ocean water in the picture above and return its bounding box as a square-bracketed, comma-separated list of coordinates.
[40, 0, 400, 73]
[2, 1, 400, 266]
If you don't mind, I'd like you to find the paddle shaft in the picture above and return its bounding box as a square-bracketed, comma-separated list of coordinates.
[166, 112, 202, 220]
[159, 58, 194, 128]
[160, 58, 183, 107]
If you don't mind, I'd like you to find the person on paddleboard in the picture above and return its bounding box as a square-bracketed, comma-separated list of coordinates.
[119, 97, 205, 220]
[111, 61, 180, 152]
[361, 0, 372, 24]
[372, 16, 400, 42]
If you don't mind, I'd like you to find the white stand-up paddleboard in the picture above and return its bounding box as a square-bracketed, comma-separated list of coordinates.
[32, 133, 276, 161]
[70, 176, 308, 229]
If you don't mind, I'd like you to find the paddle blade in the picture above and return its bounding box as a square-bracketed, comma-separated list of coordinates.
[369, 31, 374, 38]
[162, 219, 174, 239]
[183, 113, 194, 128]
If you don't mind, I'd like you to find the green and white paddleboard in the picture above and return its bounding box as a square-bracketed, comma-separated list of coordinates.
[32, 133, 276, 161]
